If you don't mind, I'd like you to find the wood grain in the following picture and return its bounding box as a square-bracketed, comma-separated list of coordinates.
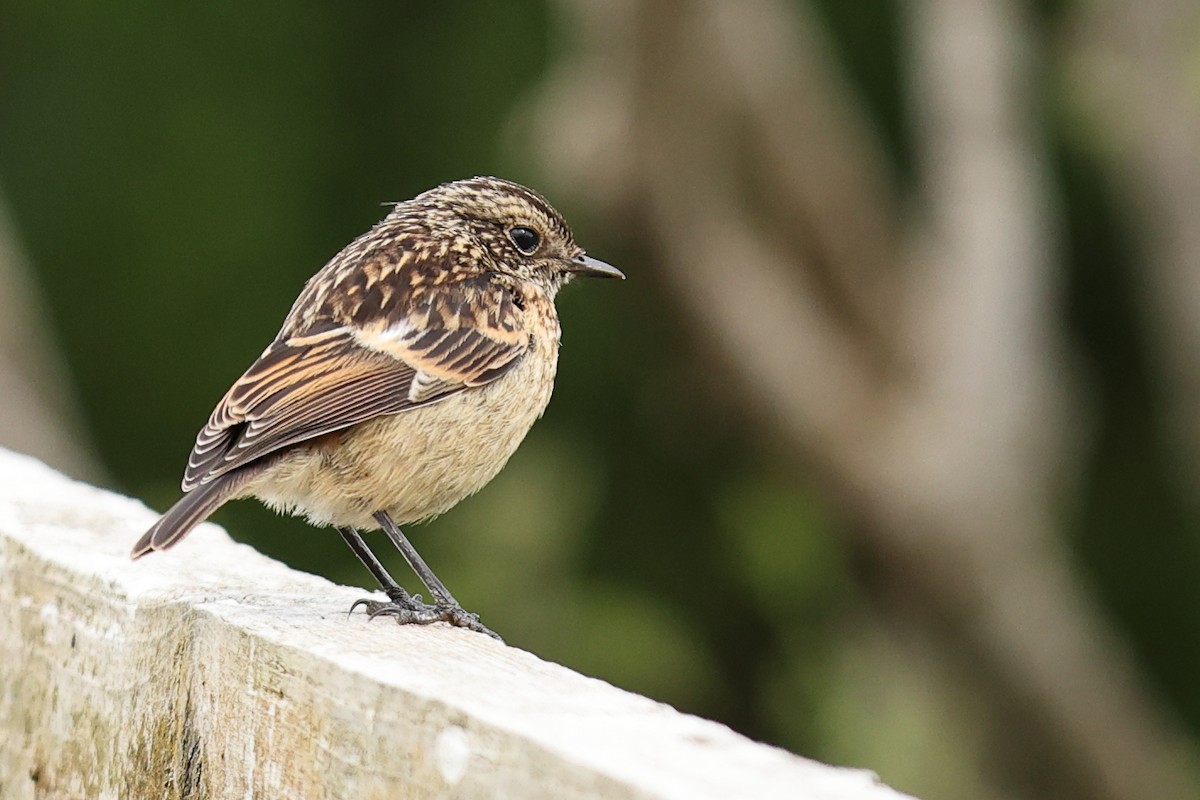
[0, 447, 913, 800]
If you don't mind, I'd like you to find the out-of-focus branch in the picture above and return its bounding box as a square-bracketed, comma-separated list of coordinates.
[900, 3, 1195, 799]
[703, 2, 902, 347]
[0, 195, 101, 481]
[529, 0, 901, 467]
[525, 0, 1200, 798]
[1066, 0, 1200, 492]
[630, 0, 891, 468]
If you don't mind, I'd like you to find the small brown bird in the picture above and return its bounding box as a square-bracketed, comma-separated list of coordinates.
[132, 176, 622, 638]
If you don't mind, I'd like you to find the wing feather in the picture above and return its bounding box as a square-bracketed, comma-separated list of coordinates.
[182, 277, 530, 491]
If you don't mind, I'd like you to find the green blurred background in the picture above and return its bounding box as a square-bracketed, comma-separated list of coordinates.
[2, 2, 1198, 799]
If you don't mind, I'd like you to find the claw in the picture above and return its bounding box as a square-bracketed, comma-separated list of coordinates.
[347, 596, 502, 641]
[348, 597, 375, 616]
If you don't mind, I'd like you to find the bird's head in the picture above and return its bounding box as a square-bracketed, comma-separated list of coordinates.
[411, 176, 624, 294]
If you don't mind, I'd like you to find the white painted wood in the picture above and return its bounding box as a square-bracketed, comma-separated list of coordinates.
[0, 447, 915, 800]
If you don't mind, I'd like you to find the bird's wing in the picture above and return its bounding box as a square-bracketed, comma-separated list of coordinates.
[182, 279, 529, 491]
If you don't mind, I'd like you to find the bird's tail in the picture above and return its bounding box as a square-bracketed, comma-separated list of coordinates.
[131, 470, 253, 559]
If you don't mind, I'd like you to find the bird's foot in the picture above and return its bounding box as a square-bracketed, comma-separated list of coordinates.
[349, 591, 502, 641]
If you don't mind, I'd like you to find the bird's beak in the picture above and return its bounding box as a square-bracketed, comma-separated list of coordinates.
[566, 253, 625, 279]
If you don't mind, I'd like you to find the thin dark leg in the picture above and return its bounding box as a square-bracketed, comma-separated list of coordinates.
[336, 527, 415, 605]
[337, 521, 501, 641]
[373, 511, 457, 607]
[373, 511, 499, 641]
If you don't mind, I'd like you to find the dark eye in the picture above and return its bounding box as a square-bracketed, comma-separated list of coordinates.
[508, 226, 541, 255]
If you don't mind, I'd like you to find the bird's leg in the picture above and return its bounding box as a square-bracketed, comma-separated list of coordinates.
[373, 511, 500, 640]
[373, 511, 457, 606]
[337, 527, 440, 624]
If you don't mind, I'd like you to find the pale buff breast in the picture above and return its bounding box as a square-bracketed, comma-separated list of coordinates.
[242, 331, 560, 530]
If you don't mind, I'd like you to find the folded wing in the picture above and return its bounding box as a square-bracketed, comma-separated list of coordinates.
[183, 278, 529, 491]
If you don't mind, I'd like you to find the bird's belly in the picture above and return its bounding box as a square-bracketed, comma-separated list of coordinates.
[244, 349, 557, 530]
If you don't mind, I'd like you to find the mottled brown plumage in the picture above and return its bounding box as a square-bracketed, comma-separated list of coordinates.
[132, 177, 622, 638]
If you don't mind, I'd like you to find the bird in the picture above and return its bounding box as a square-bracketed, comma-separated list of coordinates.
[131, 176, 623, 639]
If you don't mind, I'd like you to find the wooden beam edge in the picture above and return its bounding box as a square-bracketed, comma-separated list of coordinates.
[0, 447, 915, 800]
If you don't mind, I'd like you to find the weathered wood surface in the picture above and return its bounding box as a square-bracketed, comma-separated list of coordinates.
[0, 447, 914, 799]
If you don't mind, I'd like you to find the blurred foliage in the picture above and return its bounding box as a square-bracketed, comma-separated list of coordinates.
[1055, 135, 1200, 721]
[1, 2, 1198, 799]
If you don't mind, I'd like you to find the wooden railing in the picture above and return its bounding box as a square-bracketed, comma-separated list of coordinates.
[0, 447, 914, 799]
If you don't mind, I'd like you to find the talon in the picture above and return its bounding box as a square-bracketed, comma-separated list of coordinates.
[367, 604, 409, 622]
[351, 595, 435, 624]
[365, 604, 394, 620]
[433, 603, 502, 641]
[346, 595, 501, 640]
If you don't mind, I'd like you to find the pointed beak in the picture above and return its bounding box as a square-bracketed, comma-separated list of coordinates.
[566, 253, 625, 280]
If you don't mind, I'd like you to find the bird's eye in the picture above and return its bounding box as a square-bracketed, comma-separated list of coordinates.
[508, 226, 541, 255]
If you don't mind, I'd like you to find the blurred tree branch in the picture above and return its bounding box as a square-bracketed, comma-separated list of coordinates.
[0, 193, 101, 481]
[526, 1, 1199, 798]
[1066, 0, 1200, 496]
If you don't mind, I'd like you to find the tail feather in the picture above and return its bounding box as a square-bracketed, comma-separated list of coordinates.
[131, 470, 253, 559]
